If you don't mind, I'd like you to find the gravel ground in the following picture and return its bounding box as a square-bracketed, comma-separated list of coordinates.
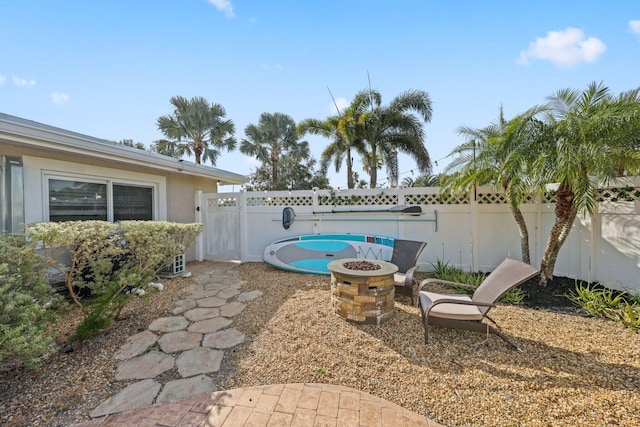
[1, 262, 639, 426]
[0, 277, 191, 427]
[223, 263, 640, 427]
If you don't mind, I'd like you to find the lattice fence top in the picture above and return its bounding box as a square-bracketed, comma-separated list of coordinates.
[318, 192, 397, 207]
[597, 186, 640, 202]
[207, 197, 237, 207]
[207, 183, 640, 208]
[245, 196, 314, 206]
[405, 192, 469, 205]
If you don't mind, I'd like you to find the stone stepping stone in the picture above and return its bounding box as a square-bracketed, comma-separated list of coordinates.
[156, 375, 217, 403]
[220, 301, 246, 317]
[115, 351, 175, 380]
[203, 328, 245, 349]
[196, 296, 226, 308]
[114, 330, 158, 360]
[217, 288, 240, 299]
[202, 282, 230, 291]
[172, 299, 197, 315]
[190, 289, 221, 299]
[148, 316, 189, 332]
[183, 307, 220, 322]
[158, 331, 203, 353]
[176, 348, 223, 377]
[237, 290, 264, 303]
[188, 316, 233, 334]
[227, 280, 245, 289]
[183, 284, 204, 293]
[90, 379, 161, 418]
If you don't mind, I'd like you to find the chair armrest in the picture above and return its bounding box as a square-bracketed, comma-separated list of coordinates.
[403, 266, 418, 286]
[418, 278, 477, 292]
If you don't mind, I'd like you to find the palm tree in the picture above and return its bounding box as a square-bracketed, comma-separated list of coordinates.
[156, 96, 236, 165]
[442, 106, 546, 265]
[530, 81, 640, 284]
[297, 92, 371, 189]
[401, 174, 440, 187]
[358, 89, 433, 187]
[240, 112, 310, 190]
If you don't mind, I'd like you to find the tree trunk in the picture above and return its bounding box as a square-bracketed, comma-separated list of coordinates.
[346, 148, 354, 189]
[509, 205, 530, 265]
[194, 146, 202, 164]
[539, 184, 576, 285]
[271, 157, 278, 191]
[369, 164, 377, 188]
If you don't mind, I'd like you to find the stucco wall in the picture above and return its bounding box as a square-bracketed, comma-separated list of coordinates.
[1, 143, 217, 261]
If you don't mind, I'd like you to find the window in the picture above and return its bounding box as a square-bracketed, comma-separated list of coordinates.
[113, 184, 153, 221]
[47, 176, 154, 222]
[49, 179, 107, 221]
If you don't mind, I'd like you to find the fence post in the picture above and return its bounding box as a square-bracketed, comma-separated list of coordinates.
[469, 185, 479, 271]
[238, 190, 248, 262]
[195, 190, 204, 261]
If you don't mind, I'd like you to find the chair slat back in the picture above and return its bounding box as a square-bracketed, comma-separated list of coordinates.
[390, 239, 427, 274]
[472, 258, 538, 315]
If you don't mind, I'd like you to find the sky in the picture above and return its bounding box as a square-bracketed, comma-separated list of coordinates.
[1, 1, 639, 191]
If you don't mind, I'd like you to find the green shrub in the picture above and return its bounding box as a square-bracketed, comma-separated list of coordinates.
[27, 220, 203, 338]
[430, 259, 524, 305]
[569, 283, 640, 330]
[0, 233, 62, 369]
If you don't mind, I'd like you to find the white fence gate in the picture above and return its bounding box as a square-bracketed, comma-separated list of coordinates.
[197, 179, 640, 292]
[199, 192, 241, 260]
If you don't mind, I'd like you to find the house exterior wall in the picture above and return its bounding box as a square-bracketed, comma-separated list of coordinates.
[165, 173, 218, 260]
[1, 142, 220, 261]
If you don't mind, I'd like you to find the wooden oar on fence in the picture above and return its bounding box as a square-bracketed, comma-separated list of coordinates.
[312, 205, 422, 215]
[276, 205, 438, 231]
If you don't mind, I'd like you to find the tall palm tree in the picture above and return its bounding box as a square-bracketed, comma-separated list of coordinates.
[358, 89, 433, 187]
[156, 96, 236, 165]
[530, 81, 640, 284]
[240, 112, 310, 190]
[442, 106, 546, 265]
[297, 92, 372, 189]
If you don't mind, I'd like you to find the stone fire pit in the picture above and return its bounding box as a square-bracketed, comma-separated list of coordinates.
[328, 258, 398, 325]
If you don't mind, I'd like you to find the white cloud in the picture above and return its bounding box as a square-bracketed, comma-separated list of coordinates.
[208, 0, 235, 18]
[630, 20, 640, 34]
[51, 92, 69, 105]
[517, 27, 606, 67]
[330, 97, 348, 114]
[0, 74, 6, 85]
[13, 75, 36, 87]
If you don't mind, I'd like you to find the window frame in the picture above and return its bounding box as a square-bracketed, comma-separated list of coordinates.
[43, 172, 157, 222]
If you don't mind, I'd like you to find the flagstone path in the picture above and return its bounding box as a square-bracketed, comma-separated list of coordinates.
[88, 261, 261, 418]
[73, 260, 443, 426]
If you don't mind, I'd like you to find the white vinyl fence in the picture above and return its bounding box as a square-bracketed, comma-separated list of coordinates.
[196, 178, 640, 292]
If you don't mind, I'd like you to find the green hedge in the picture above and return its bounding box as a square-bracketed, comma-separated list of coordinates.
[0, 233, 62, 369]
[27, 220, 202, 339]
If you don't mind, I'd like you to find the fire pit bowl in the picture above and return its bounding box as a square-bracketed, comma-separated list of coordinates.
[328, 258, 398, 325]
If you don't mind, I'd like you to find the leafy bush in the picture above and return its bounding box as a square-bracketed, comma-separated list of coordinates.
[569, 283, 640, 330]
[27, 221, 202, 339]
[0, 233, 62, 369]
[430, 259, 524, 305]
